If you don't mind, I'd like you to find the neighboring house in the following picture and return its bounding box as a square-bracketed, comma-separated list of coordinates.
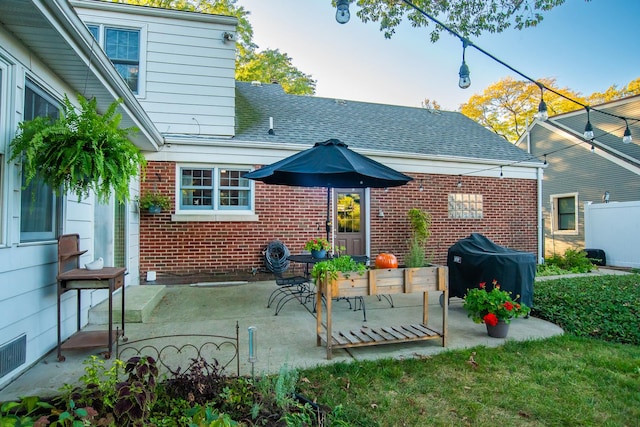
[0, 0, 166, 387]
[72, 0, 544, 283]
[519, 95, 640, 259]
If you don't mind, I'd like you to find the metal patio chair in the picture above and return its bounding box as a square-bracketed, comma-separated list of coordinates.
[264, 241, 312, 315]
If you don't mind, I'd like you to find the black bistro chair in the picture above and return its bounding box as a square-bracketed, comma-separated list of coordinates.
[264, 241, 311, 315]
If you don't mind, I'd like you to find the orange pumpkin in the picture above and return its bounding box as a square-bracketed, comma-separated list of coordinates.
[375, 253, 398, 269]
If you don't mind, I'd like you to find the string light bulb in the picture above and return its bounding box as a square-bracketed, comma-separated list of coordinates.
[458, 39, 471, 89]
[535, 83, 548, 121]
[584, 107, 594, 140]
[457, 175, 462, 188]
[623, 119, 632, 144]
[499, 166, 504, 179]
[335, 0, 350, 24]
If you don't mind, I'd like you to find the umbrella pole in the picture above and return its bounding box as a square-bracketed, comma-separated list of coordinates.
[326, 187, 331, 245]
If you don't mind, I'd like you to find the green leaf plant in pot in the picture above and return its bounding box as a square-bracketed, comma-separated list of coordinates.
[463, 280, 531, 337]
[9, 94, 146, 204]
[138, 191, 171, 214]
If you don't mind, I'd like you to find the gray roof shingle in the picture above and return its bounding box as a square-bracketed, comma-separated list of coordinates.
[234, 82, 537, 164]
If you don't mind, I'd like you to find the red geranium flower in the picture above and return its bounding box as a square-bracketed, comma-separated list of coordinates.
[479, 282, 486, 289]
[504, 301, 514, 311]
[483, 312, 499, 326]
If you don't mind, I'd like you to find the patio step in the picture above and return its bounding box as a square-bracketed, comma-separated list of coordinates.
[89, 285, 166, 324]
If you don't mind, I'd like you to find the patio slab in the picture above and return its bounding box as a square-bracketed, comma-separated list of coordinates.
[0, 279, 565, 402]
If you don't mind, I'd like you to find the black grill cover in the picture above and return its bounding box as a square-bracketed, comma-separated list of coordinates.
[447, 233, 535, 307]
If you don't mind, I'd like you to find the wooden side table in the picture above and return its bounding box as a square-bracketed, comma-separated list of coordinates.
[56, 267, 126, 361]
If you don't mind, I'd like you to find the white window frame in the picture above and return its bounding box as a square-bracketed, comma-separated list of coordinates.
[550, 192, 579, 235]
[86, 22, 146, 98]
[172, 164, 258, 223]
[19, 79, 62, 243]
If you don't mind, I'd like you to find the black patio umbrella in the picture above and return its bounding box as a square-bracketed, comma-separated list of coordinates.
[243, 139, 413, 241]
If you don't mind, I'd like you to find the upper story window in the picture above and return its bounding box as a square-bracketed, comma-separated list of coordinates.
[552, 193, 578, 233]
[179, 167, 251, 211]
[87, 24, 141, 94]
[448, 193, 483, 219]
[20, 80, 61, 242]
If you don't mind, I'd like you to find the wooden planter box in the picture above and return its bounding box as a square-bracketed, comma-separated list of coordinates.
[316, 266, 448, 359]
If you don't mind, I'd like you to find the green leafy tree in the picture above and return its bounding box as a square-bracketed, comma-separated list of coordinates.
[460, 77, 585, 142]
[236, 49, 316, 95]
[460, 76, 640, 143]
[114, 0, 315, 94]
[354, 0, 569, 41]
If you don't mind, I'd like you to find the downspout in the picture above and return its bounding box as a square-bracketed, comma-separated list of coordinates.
[537, 166, 544, 264]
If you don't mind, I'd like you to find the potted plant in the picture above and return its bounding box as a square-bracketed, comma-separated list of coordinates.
[463, 280, 531, 338]
[9, 94, 145, 204]
[139, 191, 171, 214]
[304, 238, 331, 259]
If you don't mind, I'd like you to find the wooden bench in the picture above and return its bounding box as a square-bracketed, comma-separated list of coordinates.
[316, 266, 448, 359]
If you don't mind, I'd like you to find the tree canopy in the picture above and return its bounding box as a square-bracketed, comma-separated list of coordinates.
[354, 0, 569, 41]
[459, 76, 640, 143]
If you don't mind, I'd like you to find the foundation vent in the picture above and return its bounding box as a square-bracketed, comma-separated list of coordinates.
[0, 334, 26, 378]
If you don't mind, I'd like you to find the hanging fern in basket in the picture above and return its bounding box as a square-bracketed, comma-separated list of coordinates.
[9, 94, 146, 204]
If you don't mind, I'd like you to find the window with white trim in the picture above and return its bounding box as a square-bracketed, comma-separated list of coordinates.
[552, 193, 578, 233]
[87, 24, 141, 94]
[179, 167, 251, 211]
[20, 80, 61, 242]
[448, 193, 483, 219]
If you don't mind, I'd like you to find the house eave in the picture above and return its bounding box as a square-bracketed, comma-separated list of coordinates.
[0, 0, 164, 151]
[69, 0, 238, 26]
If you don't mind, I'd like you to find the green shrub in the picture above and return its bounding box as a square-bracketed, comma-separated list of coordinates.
[542, 248, 595, 274]
[533, 274, 640, 345]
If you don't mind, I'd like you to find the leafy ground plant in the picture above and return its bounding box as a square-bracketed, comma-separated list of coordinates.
[532, 274, 640, 344]
[537, 248, 595, 276]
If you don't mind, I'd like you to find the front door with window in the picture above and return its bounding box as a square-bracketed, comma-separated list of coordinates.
[335, 189, 366, 255]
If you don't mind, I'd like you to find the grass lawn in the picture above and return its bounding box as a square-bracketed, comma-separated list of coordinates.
[296, 274, 640, 426]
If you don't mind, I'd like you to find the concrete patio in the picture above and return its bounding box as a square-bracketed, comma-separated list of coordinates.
[0, 275, 572, 402]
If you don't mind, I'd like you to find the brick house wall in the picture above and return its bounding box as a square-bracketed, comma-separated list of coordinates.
[140, 162, 538, 280]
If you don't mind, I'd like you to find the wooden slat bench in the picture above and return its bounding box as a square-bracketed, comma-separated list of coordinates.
[316, 266, 448, 359]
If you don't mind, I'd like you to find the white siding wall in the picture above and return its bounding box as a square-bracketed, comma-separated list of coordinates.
[0, 26, 139, 389]
[73, 4, 236, 137]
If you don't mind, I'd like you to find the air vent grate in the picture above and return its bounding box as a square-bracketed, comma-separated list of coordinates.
[0, 334, 26, 378]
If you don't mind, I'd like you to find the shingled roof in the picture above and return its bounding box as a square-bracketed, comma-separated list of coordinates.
[234, 81, 538, 165]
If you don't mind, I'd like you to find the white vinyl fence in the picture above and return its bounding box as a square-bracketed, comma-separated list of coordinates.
[584, 201, 640, 268]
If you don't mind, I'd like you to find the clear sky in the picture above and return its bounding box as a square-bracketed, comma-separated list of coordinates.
[236, 0, 640, 111]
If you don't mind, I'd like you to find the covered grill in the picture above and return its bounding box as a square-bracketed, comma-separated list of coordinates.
[447, 233, 535, 307]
